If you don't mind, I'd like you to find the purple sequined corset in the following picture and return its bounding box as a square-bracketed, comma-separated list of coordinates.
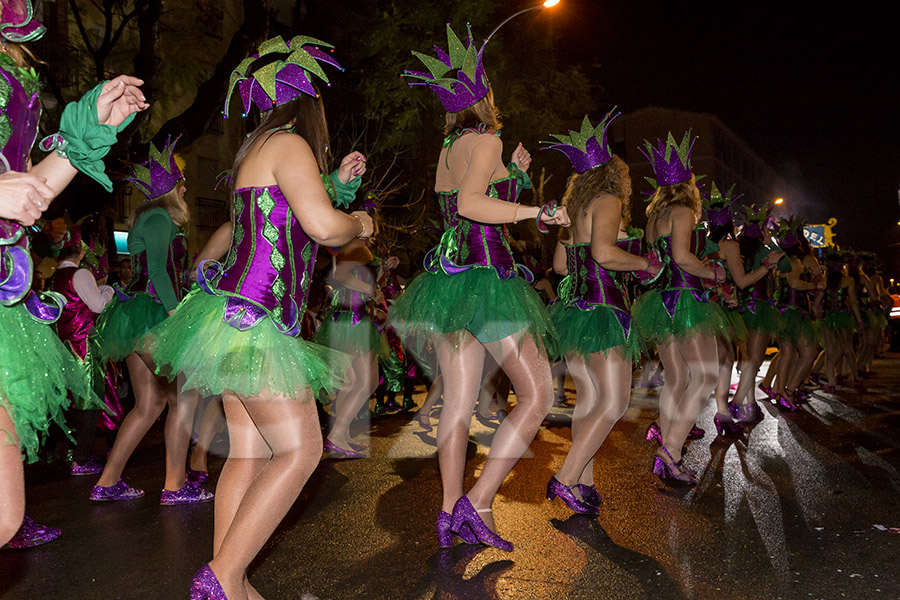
[560, 237, 640, 335]
[126, 233, 188, 303]
[198, 186, 318, 337]
[429, 173, 528, 280]
[0, 65, 41, 174]
[775, 277, 809, 313]
[51, 267, 94, 358]
[651, 229, 708, 317]
[332, 264, 375, 326]
[824, 287, 848, 313]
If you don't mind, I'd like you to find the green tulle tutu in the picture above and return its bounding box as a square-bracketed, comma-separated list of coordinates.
[94, 293, 168, 362]
[147, 290, 348, 399]
[0, 303, 100, 463]
[313, 310, 402, 392]
[632, 289, 732, 345]
[864, 308, 889, 330]
[724, 307, 749, 343]
[822, 310, 854, 332]
[549, 302, 641, 362]
[778, 307, 820, 344]
[740, 300, 783, 335]
[389, 267, 557, 355]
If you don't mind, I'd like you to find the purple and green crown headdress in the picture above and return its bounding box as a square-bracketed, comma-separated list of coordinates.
[774, 215, 805, 249]
[543, 109, 620, 173]
[1, 0, 45, 43]
[225, 35, 342, 119]
[739, 204, 774, 239]
[402, 23, 489, 113]
[702, 183, 740, 226]
[125, 136, 184, 200]
[640, 131, 696, 188]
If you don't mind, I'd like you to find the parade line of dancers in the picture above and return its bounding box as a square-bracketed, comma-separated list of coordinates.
[0, 5, 894, 600]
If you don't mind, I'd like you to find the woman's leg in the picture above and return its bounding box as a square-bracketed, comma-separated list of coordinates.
[714, 336, 735, 414]
[208, 389, 322, 600]
[760, 350, 779, 389]
[415, 373, 443, 429]
[556, 349, 631, 487]
[163, 380, 197, 491]
[327, 350, 377, 449]
[95, 352, 167, 488]
[190, 396, 226, 473]
[0, 406, 25, 546]
[734, 330, 768, 404]
[787, 336, 818, 392]
[774, 341, 798, 396]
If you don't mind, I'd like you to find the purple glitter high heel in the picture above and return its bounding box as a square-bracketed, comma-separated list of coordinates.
[436, 511, 477, 547]
[70, 457, 104, 476]
[645, 421, 662, 443]
[160, 482, 214, 506]
[323, 439, 365, 459]
[546, 476, 599, 514]
[187, 469, 209, 484]
[652, 446, 697, 487]
[758, 383, 775, 399]
[449, 495, 513, 552]
[729, 401, 764, 424]
[5, 516, 61, 548]
[89, 479, 144, 502]
[687, 424, 705, 440]
[775, 393, 800, 411]
[714, 412, 744, 437]
[575, 484, 603, 507]
[190, 564, 228, 600]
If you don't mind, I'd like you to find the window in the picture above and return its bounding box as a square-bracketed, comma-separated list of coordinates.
[197, 198, 227, 232]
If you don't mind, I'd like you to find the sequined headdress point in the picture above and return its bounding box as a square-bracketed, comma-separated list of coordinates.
[1, 0, 45, 43]
[402, 23, 490, 113]
[225, 35, 342, 119]
[125, 135, 184, 200]
[543, 109, 619, 173]
[640, 131, 696, 188]
[775, 215, 805, 249]
[702, 182, 740, 226]
[739, 204, 774, 239]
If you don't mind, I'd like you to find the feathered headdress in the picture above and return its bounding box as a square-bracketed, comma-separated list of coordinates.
[543, 109, 619, 173]
[1, 0, 45, 43]
[225, 35, 342, 119]
[774, 216, 805, 249]
[124, 136, 185, 200]
[640, 131, 696, 188]
[402, 23, 490, 113]
[738, 204, 774, 239]
[702, 183, 740, 227]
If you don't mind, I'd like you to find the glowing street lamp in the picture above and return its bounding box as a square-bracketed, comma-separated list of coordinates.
[486, 0, 562, 43]
[774, 197, 785, 205]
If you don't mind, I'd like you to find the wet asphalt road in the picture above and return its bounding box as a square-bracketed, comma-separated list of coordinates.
[2, 354, 900, 600]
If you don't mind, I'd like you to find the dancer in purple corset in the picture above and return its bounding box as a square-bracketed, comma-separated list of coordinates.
[91, 136, 213, 506]
[631, 132, 731, 486]
[546, 111, 657, 512]
[147, 35, 373, 600]
[391, 24, 569, 551]
[0, 0, 147, 548]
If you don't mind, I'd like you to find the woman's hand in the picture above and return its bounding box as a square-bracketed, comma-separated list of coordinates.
[336, 151, 367, 184]
[0, 172, 56, 225]
[540, 204, 570, 227]
[763, 249, 785, 269]
[511, 143, 532, 173]
[97, 75, 149, 127]
[385, 256, 400, 270]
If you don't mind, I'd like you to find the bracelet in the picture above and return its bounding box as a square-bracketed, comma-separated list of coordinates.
[351, 214, 367, 238]
[535, 201, 558, 234]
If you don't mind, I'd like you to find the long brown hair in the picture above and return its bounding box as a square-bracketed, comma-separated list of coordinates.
[645, 177, 701, 224]
[0, 41, 41, 68]
[127, 184, 190, 229]
[561, 155, 632, 228]
[443, 87, 502, 135]
[231, 85, 331, 186]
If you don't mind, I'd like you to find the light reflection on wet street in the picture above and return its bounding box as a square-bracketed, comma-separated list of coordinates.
[2, 355, 900, 599]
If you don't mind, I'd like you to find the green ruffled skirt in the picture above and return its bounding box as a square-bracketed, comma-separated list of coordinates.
[94, 293, 168, 362]
[632, 289, 732, 345]
[389, 267, 557, 355]
[864, 308, 889, 330]
[148, 290, 349, 400]
[0, 303, 99, 462]
[314, 310, 402, 392]
[822, 310, 854, 332]
[549, 302, 640, 362]
[740, 300, 783, 335]
[779, 307, 820, 344]
[724, 307, 748, 343]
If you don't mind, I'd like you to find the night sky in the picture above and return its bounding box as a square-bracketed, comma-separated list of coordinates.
[537, 0, 900, 276]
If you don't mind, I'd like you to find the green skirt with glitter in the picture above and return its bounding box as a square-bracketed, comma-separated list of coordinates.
[147, 290, 349, 400]
[389, 267, 557, 356]
[632, 289, 732, 345]
[549, 302, 641, 362]
[778, 307, 820, 345]
[864, 308, 888, 331]
[723, 306, 748, 343]
[822, 310, 854, 332]
[313, 310, 402, 392]
[740, 300, 783, 336]
[94, 293, 168, 362]
[0, 303, 100, 463]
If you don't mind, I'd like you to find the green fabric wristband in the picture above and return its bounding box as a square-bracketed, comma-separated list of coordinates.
[328, 169, 362, 209]
[40, 81, 135, 192]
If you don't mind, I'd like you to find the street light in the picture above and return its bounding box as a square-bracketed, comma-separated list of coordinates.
[774, 197, 784, 205]
[485, 0, 561, 43]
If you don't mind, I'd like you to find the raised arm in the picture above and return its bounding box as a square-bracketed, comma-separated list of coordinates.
[721, 238, 771, 289]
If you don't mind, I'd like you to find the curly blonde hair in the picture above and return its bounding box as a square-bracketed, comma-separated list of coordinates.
[645, 177, 700, 224]
[560, 155, 632, 227]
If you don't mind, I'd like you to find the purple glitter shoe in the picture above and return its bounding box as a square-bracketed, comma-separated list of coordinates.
[575, 484, 603, 507]
[89, 479, 144, 502]
[450, 496, 513, 552]
[758, 383, 775, 399]
[187, 469, 209, 484]
[652, 446, 697, 487]
[775, 393, 800, 412]
[323, 439, 365, 459]
[190, 564, 228, 600]
[161, 482, 214, 506]
[70, 457, 104, 476]
[645, 421, 662, 443]
[546, 476, 599, 514]
[714, 412, 744, 437]
[728, 401, 764, 425]
[436, 510, 478, 547]
[687, 424, 705, 440]
[5, 516, 61, 549]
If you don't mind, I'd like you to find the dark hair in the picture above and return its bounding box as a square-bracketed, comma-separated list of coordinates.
[738, 232, 764, 273]
[58, 245, 82, 261]
[708, 220, 735, 244]
[231, 81, 331, 186]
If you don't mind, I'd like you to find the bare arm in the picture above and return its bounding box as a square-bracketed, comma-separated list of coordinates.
[720, 239, 768, 289]
[553, 240, 568, 275]
[333, 243, 375, 295]
[589, 195, 649, 272]
[29, 154, 78, 198]
[194, 221, 233, 267]
[669, 206, 716, 279]
[785, 257, 818, 291]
